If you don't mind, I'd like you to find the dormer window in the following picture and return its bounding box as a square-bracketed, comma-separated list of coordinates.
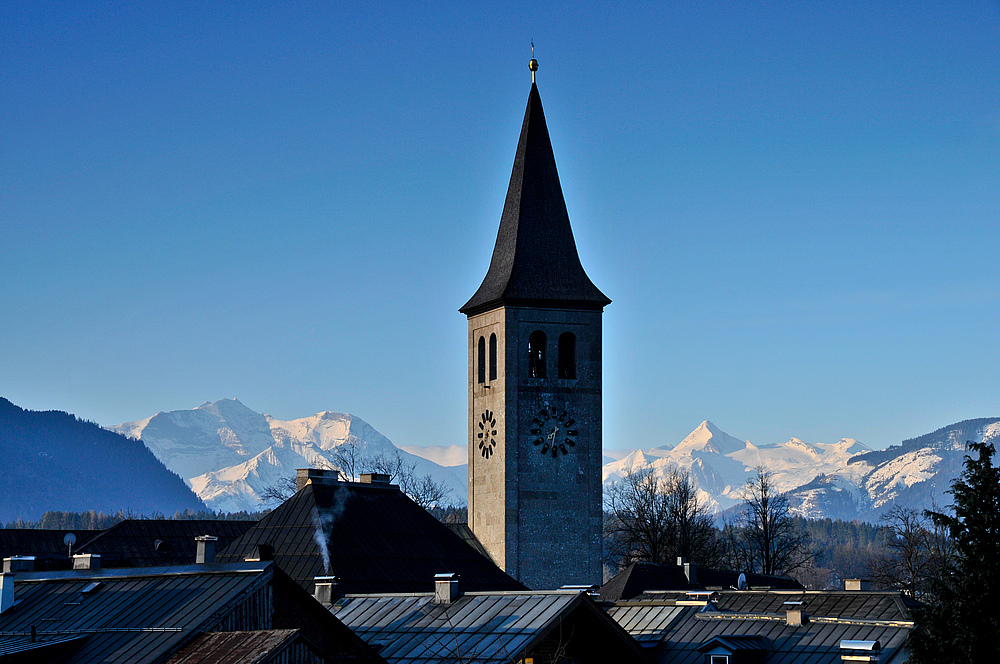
[528, 331, 547, 379]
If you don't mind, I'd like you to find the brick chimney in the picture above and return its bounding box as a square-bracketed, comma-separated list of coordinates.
[196, 535, 217, 564]
[784, 600, 807, 626]
[359, 473, 391, 485]
[314, 576, 340, 605]
[73, 554, 101, 570]
[3, 556, 35, 574]
[434, 573, 460, 604]
[677, 557, 698, 585]
[0, 573, 13, 614]
[296, 468, 341, 491]
[845, 578, 872, 591]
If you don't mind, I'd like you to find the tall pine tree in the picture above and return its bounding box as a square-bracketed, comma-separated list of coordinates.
[910, 441, 1000, 662]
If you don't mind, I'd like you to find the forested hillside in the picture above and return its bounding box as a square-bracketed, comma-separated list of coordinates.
[0, 397, 207, 521]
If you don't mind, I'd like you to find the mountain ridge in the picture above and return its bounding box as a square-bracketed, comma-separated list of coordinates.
[111, 399, 468, 513]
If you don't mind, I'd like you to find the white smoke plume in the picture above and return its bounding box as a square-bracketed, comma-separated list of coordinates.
[310, 486, 349, 574]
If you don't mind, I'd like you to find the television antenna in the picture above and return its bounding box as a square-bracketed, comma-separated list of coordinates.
[64, 532, 77, 557]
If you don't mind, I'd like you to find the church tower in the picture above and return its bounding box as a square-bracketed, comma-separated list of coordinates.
[460, 59, 610, 589]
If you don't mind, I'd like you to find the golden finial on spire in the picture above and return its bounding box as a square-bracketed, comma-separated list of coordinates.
[529, 41, 538, 84]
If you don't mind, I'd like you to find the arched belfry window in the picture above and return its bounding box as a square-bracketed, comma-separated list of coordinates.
[558, 332, 577, 379]
[489, 333, 498, 381]
[477, 336, 486, 384]
[528, 331, 547, 379]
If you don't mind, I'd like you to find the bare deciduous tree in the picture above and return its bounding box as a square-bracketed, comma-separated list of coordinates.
[727, 467, 810, 576]
[259, 444, 452, 511]
[869, 505, 948, 599]
[605, 465, 720, 573]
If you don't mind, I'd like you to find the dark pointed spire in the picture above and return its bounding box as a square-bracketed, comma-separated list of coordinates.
[460, 82, 610, 316]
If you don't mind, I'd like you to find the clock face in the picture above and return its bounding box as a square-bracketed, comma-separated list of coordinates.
[530, 407, 578, 457]
[478, 410, 498, 459]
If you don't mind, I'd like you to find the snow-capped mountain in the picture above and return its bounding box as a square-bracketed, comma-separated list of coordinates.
[602, 421, 871, 514]
[111, 399, 468, 513]
[601, 418, 1000, 520]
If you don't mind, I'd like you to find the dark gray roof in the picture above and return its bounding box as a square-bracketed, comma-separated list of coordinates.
[0, 529, 102, 571]
[336, 590, 650, 664]
[600, 562, 804, 602]
[75, 519, 255, 568]
[604, 590, 916, 664]
[0, 562, 382, 664]
[163, 629, 346, 664]
[460, 83, 610, 316]
[216, 481, 524, 595]
[0, 562, 274, 664]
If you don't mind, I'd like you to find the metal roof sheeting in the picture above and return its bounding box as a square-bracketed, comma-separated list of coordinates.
[0, 563, 272, 663]
[604, 590, 915, 664]
[217, 483, 523, 595]
[336, 593, 578, 664]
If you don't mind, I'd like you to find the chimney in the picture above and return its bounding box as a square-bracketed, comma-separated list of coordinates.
[0, 573, 13, 614]
[296, 468, 341, 491]
[784, 600, 807, 626]
[845, 578, 872, 591]
[314, 576, 340, 605]
[195, 535, 217, 564]
[359, 473, 391, 485]
[434, 573, 460, 604]
[73, 554, 101, 570]
[677, 557, 698, 585]
[3, 556, 35, 574]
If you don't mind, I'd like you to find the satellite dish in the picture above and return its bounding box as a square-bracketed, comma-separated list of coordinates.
[737, 572, 747, 590]
[63, 533, 77, 547]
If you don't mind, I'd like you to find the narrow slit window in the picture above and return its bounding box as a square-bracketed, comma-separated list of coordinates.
[477, 336, 486, 384]
[528, 331, 547, 379]
[558, 332, 576, 379]
[489, 333, 498, 381]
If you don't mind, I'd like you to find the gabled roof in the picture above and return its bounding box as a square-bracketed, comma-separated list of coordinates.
[0, 562, 382, 664]
[460, 83, 610, 316]
[0, 529, 102, 571]
[75, 519, 255, 567]
[599, 562, 804, 602]
[604, 589, 916, 664]
[336, 590, 650, 664]
[0, 562, 274, 663]
[216, 480, 524, 595]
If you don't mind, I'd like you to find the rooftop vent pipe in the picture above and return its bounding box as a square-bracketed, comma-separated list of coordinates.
[434, 573, 460, 604]
[195, 535, 217, 564]
[73, 554, 101, 570]
[3, 556, 35, 574]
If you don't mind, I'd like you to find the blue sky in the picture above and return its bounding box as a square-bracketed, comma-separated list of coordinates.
[3, 1, 999, 453]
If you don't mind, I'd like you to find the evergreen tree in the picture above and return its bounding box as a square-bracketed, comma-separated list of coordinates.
[910, 441, 1000, 663]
